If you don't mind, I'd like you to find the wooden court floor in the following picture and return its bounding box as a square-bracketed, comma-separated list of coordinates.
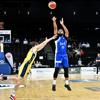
[0, 74, 100, 100]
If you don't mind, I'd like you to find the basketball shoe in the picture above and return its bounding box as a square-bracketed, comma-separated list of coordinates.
[10, 92, 16, 100]
[64, 84, 71, 91]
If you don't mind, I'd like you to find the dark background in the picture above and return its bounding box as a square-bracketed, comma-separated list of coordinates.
[0, 0, 100, 43]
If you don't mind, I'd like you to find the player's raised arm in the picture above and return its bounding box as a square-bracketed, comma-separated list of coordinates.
[52, 16, 58, 35]
[60, 18, 69, 38]
[35, 35, 57, 52]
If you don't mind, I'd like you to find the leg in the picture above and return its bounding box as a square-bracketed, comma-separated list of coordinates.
[10, 50, 34, 99]
[63, 67, 69, 83]
[9, 76, 26, 100]
[63, 67, 71, 91]
[52, 67, 60, 91]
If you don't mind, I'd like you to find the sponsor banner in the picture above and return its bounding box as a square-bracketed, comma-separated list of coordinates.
[30, 68, 54, 80]
[0, 84, 15, 89]
[81, 67, 97, 75]
[59, 68, 80, 74]
[69, 67, 81, 74]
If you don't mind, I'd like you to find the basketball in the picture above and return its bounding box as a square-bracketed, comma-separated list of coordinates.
[48, 1, 57, 10]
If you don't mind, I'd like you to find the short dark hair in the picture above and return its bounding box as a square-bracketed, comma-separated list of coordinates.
[30, 41, 39, 46]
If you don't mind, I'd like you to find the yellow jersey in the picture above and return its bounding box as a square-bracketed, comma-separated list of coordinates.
[18, 48, 37, 78]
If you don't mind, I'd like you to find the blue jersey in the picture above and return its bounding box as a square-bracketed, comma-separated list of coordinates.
[54, 35, 69, 68]
[55, 35, 67, 55]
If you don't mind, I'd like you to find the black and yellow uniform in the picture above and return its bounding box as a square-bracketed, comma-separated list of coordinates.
[18, 48, 37, 78]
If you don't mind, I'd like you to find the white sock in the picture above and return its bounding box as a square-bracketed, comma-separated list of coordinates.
[52, 80, 56, 85]
[65, 80, 69, 85]
[11, 90, 16, 96]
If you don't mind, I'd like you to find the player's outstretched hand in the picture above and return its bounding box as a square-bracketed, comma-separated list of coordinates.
[52, 16, 57, 22]
[60, 18, 64, 25]
[52, 35, 57, 39]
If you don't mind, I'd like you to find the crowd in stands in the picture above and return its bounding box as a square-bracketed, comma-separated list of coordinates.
[0, 35, 99, 74]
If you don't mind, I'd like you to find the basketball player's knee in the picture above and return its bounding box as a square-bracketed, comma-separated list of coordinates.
[53, 69, 59, 78]
[64, 72, 68, 78]
[64, 68, 69, 78]
[53, 72, 58, 78]
[53, 68, 60, 78]
[14, 77, 20, 82]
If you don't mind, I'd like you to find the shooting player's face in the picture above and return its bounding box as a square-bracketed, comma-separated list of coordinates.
[58, 29, 64, 34]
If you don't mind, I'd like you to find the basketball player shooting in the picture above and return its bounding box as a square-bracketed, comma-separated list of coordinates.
[52, 16, 72, 91]
[0, 35, 57, 100]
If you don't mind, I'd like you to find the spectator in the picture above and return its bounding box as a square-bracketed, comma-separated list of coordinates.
[95, 53, 100, 74]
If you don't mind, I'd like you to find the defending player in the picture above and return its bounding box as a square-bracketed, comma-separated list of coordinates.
[0, 35, 57, 100]
[52, 16, 71, 91]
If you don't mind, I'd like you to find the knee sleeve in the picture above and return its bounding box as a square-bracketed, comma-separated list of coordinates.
[64, 68, 69, 78]
[53, 68, 60, 78]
